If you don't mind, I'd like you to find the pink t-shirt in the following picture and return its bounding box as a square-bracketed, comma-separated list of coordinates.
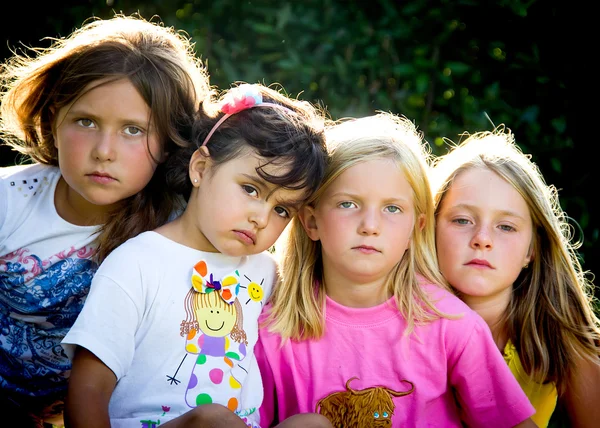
[256, 283, 534, 427]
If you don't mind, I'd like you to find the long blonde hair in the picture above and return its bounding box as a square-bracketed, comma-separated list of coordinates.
[267, 112, 451, 341]
[430, 126, 600, 395]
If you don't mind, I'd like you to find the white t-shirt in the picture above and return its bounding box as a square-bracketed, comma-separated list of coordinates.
[63, 231, 277, 428]
[0, 163, 99, 397]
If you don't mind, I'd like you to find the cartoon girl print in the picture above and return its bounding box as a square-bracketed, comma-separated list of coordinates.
[167, 260, 249, 410]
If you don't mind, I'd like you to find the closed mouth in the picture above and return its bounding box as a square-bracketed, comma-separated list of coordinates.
[88, 172, 116, 180]
[234, 230, 256, 245]
[353, 245, 380, 252]
[466, 259, 493, 268]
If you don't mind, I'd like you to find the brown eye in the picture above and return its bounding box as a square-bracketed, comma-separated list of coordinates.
[77, 118, 94, 128]
[124, 126, 142, 136]
[242, 185, 258, 197]
[274, 206, 290, 219]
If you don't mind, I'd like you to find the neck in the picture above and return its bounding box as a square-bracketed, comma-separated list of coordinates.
[155, 208, 218, 252]
[461, 288, 511, 351]
[323, 267, 391, 308]
[54, 177, 112, 226]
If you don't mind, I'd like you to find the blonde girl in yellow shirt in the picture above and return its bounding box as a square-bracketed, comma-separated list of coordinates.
[430, 127, 600, 427]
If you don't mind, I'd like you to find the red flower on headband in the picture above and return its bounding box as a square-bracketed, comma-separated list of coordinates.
[220, 84, 263, 114]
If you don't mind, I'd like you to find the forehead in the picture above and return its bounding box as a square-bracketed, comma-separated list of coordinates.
[325, 158, 411, 195]
[60, 78, 148, 116]
[445, 168, 530, 213]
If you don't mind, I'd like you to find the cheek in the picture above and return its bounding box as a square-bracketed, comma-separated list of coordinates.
[318, 214, 350, 242]
[126, 141, 160, 167]
[146, 136, 164, 162]
[391, 217, 414, 239]
[435, 227, 451, 251]
[55, 128, 87, 156]
[264, 217, 288, 241]
[505, 243, 531, 270]
[435, 228, 459, 265]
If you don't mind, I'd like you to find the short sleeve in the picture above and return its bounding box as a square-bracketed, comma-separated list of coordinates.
[62, 246, 145, 380]
[448, 316, 535, 427]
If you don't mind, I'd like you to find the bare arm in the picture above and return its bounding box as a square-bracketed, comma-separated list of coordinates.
[562, 356, 600, 428]
[64, 346, 117, 428]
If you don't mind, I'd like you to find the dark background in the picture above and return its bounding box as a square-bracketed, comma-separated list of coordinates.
[1, 1, 590, 299]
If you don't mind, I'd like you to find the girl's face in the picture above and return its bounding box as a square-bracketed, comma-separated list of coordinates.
[302, 159, 416, 287]
[435, 167, 533, 306]
[53, 78, 162, 221]
[185, 150, 306, 256]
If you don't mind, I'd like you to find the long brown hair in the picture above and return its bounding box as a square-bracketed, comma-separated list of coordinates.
[431, 126, 600, 395]
[0, 14, 211, 262]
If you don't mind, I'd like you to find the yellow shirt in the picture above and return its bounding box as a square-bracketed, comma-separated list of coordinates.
[503, 340, 558, 427]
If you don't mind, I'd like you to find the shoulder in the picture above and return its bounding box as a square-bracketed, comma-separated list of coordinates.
[0, 163, 58, 181]
[91, 232, 177, 298]
[244, 251, 278, 294]
[0, 164, 60, 242]
[244, 251, 277, 277]
[419, 279, 475, 315]
[0, 163, 59, 201]
[417, 279, 491, 345]
[100, 231, 166, 264]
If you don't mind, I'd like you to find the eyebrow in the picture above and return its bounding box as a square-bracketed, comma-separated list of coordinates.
[449, 203, 527, 220]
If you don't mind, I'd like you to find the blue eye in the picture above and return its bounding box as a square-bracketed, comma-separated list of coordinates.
[373, 412, 379, 418]
[452, 218, 470, 225]
[383, 412, 389, 418]
[339, 201, 356, 209]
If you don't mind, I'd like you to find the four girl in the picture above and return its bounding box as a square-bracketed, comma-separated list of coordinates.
[255, 113, 537, 427]
[431, 128, 600, 427]
[0, 12, 593, 428]
[0, 14, 209, 426]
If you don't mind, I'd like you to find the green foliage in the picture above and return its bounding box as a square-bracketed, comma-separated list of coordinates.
[2, 1, 589, 287]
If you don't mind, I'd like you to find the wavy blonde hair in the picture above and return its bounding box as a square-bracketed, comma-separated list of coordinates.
[266, 112, 451, 341]
[430, 126, 600, 395]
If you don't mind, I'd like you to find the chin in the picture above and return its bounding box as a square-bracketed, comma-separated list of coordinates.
[218, 245, 256, 258]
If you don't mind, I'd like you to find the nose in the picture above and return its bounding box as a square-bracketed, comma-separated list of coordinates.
[358, 207, 380, 236]
[91, 132, 117, 162]
[470, 225, 492, 250]
[249, 202, 270, 230]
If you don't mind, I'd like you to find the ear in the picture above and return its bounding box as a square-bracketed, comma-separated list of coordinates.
[298, 205, 320, 242]
[406, 213, 426, 249]
[189, 146, 211, 185]
[523, 242, 534, 268]
[417, 213, 426, 231]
